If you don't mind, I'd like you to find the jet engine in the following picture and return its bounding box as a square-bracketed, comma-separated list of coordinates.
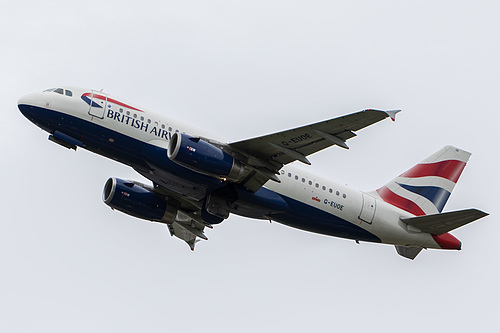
[167, 133, 244, 181]
[102, 177, 177, 223]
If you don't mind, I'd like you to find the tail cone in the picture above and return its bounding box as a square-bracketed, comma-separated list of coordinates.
[432, 233, 461, 250]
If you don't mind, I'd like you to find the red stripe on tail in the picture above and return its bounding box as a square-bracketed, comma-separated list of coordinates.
[377, 186, 426, 216]
[400, 160, 466, 183]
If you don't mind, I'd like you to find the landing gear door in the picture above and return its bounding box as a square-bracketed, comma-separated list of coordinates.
[88, 90, 108, 119]
[359, 192, 376, 224]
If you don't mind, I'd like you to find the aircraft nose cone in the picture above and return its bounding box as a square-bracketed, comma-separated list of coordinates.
[18, 92, 39, 107]
[18, 93, 41, 119]
[432, 233, 462, 250]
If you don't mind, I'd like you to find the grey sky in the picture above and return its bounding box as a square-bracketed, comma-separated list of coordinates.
[2, 1, 498, 332]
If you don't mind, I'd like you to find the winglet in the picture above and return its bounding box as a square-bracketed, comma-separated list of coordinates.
[384, 109, 401, 122]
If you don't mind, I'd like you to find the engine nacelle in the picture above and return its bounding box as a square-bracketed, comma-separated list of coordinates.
[167, 133, 244, 181]
[102, 178, 176, 223]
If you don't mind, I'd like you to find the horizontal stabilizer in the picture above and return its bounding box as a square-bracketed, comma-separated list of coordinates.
[401, 209, 488, 235]
[395, 245, 423, 260]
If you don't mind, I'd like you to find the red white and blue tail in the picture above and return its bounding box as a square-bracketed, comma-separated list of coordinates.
[375, 146, 470, 216]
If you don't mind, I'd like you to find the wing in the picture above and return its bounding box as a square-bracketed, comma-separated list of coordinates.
[229, 109, 400, 191]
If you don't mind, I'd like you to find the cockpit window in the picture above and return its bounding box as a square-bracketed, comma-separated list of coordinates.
[43, 87, 72, 97]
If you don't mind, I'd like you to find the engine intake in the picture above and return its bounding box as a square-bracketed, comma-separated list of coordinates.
[167, 133, 244, 181]
[103, 178, 176, 223]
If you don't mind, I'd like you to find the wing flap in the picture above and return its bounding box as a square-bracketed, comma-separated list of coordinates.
[401, 209, 488, 235]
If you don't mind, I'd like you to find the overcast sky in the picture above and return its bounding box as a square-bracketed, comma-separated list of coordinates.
[2, 1, 498, 332]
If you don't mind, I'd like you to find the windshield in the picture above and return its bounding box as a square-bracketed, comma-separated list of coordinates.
[43, 87, 73, 97]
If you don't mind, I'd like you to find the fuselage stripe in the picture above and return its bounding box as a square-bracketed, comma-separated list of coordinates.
[82, 93, 144, 113]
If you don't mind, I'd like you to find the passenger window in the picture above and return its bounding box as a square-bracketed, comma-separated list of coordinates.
[169, 127, 172, 131]
[308, 180, 312, 185]
[322, 186, 326, 190]
[336, 191, 340, 196]
[65, 90, 73, 97]
[133, 114, 137, 118]
[302, 178, 305, 183]
[329, 188, 333, 193]
[147, 119, 151, 124]
[295, 175, 298, 180]
[288, 173, 291, 177]
[343, 194, 347, 199]
[54, 88, 63, 95]
[161, 124, 165, 129]
[126, 111, 130, 116]
[140, 116, 144, 121]
[315, 183, 319, 188]
[119, 108, 123, 113]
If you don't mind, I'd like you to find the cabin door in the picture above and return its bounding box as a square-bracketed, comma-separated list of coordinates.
[88, 90, 108, 119]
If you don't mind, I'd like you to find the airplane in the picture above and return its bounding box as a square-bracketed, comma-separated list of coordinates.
[18, 86, 488, 259]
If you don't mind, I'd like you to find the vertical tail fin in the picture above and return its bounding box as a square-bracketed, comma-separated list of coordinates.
[375, 146, 470, 216]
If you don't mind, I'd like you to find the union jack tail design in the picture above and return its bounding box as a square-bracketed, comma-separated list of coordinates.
[375, 146, 470, 216]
